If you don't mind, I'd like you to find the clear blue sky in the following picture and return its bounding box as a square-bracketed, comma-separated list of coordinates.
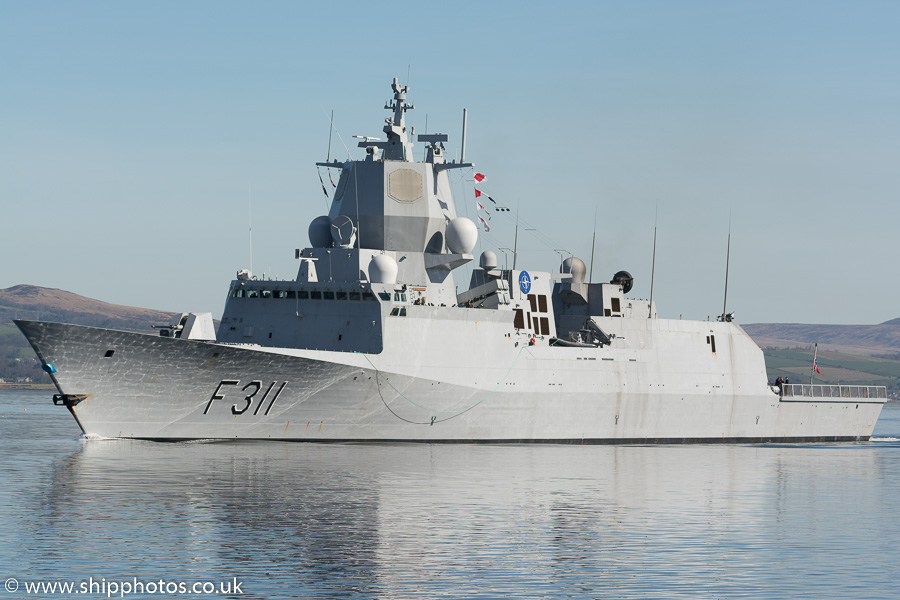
[2, 1, 898, 324]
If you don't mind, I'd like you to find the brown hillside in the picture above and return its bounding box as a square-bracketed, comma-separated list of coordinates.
[742, 321, 900, 356]
[0, 284, 177, 332]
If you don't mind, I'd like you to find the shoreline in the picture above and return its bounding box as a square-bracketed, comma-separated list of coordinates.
[0, 383, 55, 391]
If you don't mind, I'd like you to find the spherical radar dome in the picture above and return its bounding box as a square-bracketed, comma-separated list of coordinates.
[446, 217, 478, 254]
[480, 250, 498, 270]
[368, 254, 398, 284]
[308, 216, 332, 248]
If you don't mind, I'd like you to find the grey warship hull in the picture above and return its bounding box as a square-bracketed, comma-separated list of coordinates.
[16, 319, 885, 442]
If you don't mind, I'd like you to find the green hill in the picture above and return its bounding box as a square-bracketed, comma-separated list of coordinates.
[762, 347, 900, 398]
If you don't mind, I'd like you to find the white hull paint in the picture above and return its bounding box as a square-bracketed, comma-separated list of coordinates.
[16, 319, 884, 442]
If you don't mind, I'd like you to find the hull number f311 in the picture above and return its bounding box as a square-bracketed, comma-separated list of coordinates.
[204, 380, 288, 416]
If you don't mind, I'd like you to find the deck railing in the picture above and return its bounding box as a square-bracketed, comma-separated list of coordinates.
[781, 384, 887, 399]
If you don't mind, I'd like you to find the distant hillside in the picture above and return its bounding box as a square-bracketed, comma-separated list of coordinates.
[742, 320, 900, 357]
[0, 284, 177, 332]
[0, 285, 178, 383]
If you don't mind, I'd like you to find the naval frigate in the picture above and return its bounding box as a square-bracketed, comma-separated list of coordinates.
[16, 79, 888, 442]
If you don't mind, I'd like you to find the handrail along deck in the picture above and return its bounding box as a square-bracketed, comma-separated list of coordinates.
[781, 384, 887, 399]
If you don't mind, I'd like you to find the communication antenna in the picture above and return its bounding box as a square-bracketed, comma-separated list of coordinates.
[720, 211, 732, 322]
[326, 110, 334, 162]
[460, 108, 468, 163]
[248, 183, 253, 273]
[648, 203, 658, 318]
[589, 206, 597, 284]
[512, 199, 520, 270]
[422, 114, 429, 161]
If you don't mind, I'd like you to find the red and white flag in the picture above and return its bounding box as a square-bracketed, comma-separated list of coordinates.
[474, 172, 486, 183]
[475, 189, 496, 204]
[478, 214, 490, 232]
[477, 201, 491, 218]
[814, 344, 822, 375]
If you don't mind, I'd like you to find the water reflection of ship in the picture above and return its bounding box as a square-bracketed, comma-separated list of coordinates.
[37, 441, 889, 595]
[40, 441, 382, 594]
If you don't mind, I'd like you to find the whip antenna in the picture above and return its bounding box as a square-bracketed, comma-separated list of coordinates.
[248, 183, 253, 273]
[326, 110, 334, 162]
[648, 203, 658, 318]
[720, 210, 732, 322]
[589, 206, 597, 284]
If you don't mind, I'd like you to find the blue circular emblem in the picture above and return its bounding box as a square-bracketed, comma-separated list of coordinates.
[519, 270, 532, 294]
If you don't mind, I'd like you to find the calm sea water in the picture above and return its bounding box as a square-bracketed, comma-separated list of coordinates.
[1, 389, 898, 600]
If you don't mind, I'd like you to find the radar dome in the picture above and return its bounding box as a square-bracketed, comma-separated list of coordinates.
[368, 254, 398, 284]
[446, 217, 478, 254]
[308, 216, 332, 248]
[561, 257, 586, 284]
[479, 250, 498, 270]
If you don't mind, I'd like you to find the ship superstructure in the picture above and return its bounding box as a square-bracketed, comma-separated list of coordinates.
[16, 79, 887, 442]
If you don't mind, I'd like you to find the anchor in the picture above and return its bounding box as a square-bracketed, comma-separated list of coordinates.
[52, 394, 88, 408]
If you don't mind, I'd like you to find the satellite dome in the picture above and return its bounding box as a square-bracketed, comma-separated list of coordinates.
[308, 216, 332, 248]
[446, 217, 477, 254]
[479, 250, 498, 270]
[368, 254, 398, 284]
[562, 257, 587, 284]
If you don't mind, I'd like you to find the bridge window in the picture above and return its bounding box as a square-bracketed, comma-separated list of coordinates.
[538, 295, 548, 312]
[324, 291, 335, 300]
[337, 291, 348, 300]
[363, 291, 378, 302]
[232, 289, 245, 298]
[298, 291, 309, 299]
[286, 291, 296, 299]
[246, 290, 259, 298]
[349, 292, 362, 301]
[310, 291, 322, 300]
[528, 294, 537, 312]
[379, 292, 391, 301]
